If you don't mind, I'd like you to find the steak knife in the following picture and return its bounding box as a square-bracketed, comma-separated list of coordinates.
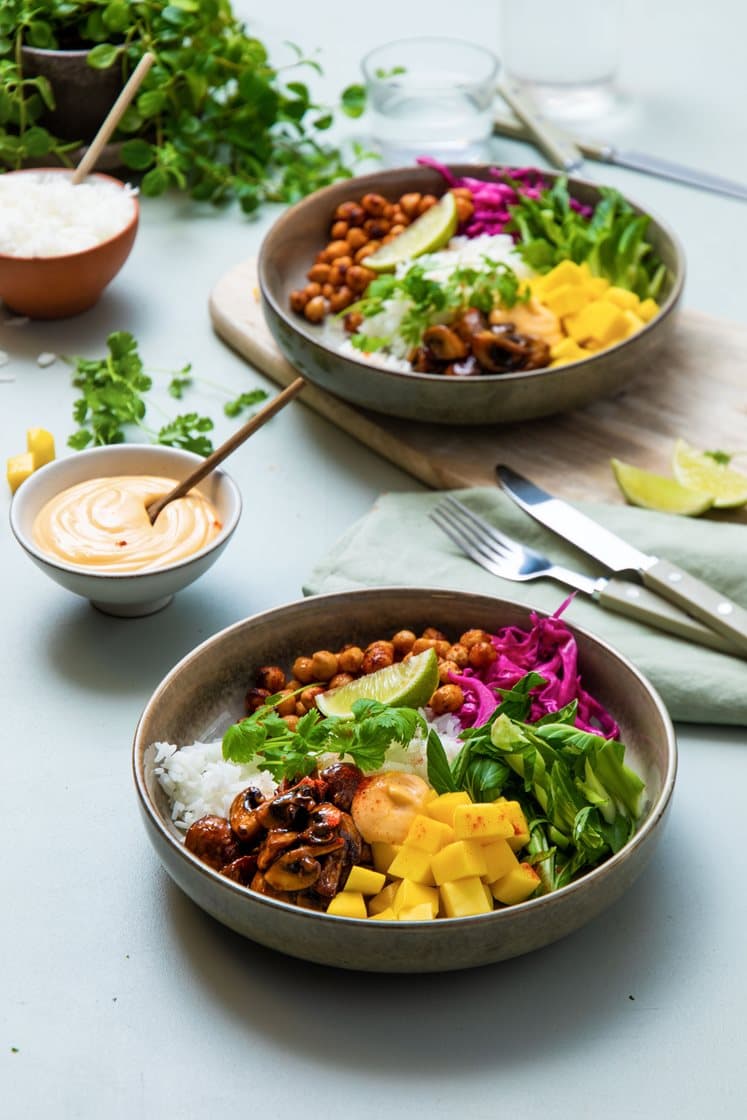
[496, 464, 747, 656]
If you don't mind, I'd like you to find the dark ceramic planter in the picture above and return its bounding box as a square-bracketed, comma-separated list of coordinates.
[21, 45, 123, 143]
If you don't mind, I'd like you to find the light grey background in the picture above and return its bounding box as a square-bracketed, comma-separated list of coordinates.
[1, 2, 746, 1117]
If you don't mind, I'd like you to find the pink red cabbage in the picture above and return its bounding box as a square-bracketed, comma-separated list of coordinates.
[450, 600, 620, 739]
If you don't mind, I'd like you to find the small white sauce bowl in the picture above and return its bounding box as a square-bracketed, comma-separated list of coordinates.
[10, 444, 242, 617]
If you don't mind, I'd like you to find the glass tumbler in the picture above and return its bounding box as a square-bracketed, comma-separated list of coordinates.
[361, 37, 500, 163]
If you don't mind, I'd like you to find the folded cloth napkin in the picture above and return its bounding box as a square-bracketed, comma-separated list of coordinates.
[305, 488, 747, 726]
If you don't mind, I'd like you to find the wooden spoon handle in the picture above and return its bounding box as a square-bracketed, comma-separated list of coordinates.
[72, 52, 155, 184]
[147, 377, 306, 523]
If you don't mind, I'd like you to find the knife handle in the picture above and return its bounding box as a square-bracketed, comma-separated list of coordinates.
[640, 559, 747, 655]
[597, 577, 745, 657]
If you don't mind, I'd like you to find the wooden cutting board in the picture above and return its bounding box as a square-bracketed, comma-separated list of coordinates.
[209, 258, 747, 520]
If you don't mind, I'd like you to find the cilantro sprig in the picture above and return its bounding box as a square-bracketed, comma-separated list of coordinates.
[222, 696, 426, 779]
[66, 331, 268, 454]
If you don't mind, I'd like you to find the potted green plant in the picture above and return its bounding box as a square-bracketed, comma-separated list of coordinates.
[0, 0, 366, 210]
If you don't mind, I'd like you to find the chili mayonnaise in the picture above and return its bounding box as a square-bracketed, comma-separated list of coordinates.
[32, 474, 222, 573]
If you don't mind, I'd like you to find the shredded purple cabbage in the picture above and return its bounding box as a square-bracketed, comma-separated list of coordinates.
[417, 157, 592, 238]
[450, 599, 620, 739]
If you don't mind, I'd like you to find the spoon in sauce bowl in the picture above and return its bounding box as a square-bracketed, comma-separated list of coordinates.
[146, 377, 306, 525]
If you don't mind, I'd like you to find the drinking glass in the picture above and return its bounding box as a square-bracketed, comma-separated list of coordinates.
[500, 0, 623, 120]
[361, 38, 499, 163]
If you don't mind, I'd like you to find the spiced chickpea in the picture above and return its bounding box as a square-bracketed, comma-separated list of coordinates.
[429, 683, 465, 715]
[286, 679, 301, 692]
[355, 242, 380, 263]
[257, 665, 286, 692]
[292, 656, 316, 684]
[310, 650, 339, 680]
[321, 283, 334, 299]
[304, 281, 322, 299]
[328, 672, 355, 690]
[303, 295, 328, 323]
[283, 715, 300, 732]
[322, 239, 352, 262]
[363, 217, 390, 240]
[275, 691, 297, 717]
[422, 627, 447, 642]
[300, 685, 325, 711]
[433, 640, 452, 658]
[362, 645, 395, 674]
[344, 310, 363, 333]
[388, 224, 406, 238]
[418, 194, 438, 213]
[391, 629, 416, 656]
[447, 643, 469, 668]
[329, 287, 354, 313]
[295, 702, 306, 717]
[412, 637, 438, 654]
[361, 192, 389, 216]
[244, 687, 270, 714]
[307, 262, 331, 284]
[399, 192, 422, 218]
[469, 641, 497, 669]
[438, 659, 460, 685]
[289, 289, 309, 313]
[334, 200, 365, 225]
[346, 227, 368, 252]
[330, 220, 349, 239]
[338, 645, 364, 673]
[327, 262, 349, 287]
[366, 639, 394, 659]
[346, 265, 376, 293]
[454, 195, 474, 223]
[460, 628, 492, 649]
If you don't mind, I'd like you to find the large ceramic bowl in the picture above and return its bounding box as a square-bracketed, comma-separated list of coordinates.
[259, 164, 685, 425]
[133, 588, 676, 972]
[10, 444, 242, 617]
[0, 169, 138, 318]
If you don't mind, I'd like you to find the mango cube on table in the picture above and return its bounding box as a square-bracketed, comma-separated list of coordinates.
[491, 862, 541, 905]
[326, 891, 367, 918]
[26, 427, 55, 468]
[425, 791, 472, 827]
[453, 802, 513, 841]
[7, 451, 34, 494]
[430, 840, 487, 886]
[440, 875, 494, 918]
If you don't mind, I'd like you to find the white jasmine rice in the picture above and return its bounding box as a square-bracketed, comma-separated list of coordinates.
[0, 172, 137, 258]
[154, 711, 465, 833]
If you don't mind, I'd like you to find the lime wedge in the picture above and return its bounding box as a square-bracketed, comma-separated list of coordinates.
[316, 647, 439, 719]
[611, 458, 714, 516]
[365, 191, 458, 273]
[672, 438, 747, 509]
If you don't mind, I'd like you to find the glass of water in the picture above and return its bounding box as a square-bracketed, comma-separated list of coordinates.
[500, 0, 623, 120]
[361, 38, 499, 164]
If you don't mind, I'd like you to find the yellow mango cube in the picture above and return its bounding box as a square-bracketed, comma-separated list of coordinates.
[7, 451, 34, 494]
[496, 800, 530, 851]
[583, 276, 610, 297]
[541, 260, 586, 291]
[404, 813, 455, 854]
[541, 283, 589, 318]
[638, 298, 659, 323]
[326, 891, 367, 919]
[371, 841, 400, 875]
[393, 879, 439, 917]
[480, 839, 520, 883]
[491, 862, 541, 905]
[26, 427, 55, 469]
[453, 802, 513, 841]
[398, 903, 436, 922]
[388, 845, 435, 885]
[430, 840, 487, 886]
[605, 286, 640, 310]
[368, 882, 399, 915]
[440, 876, 494, 918]
[370, 907, 397, 921]
[343, 865, 386, 895]
[623, 309, 645, 337]
[565, 300, 628, 346]
[425, 791, 472, 827]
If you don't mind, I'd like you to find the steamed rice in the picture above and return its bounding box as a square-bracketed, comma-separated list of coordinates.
[154, 710, 465, 832]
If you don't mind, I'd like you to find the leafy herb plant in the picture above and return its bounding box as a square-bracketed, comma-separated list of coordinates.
[0, 0, 366, 210]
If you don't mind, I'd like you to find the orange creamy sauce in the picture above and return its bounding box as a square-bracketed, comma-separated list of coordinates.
[32, 474, 222, 573]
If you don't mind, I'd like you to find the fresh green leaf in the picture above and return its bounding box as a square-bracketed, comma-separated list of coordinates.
[426, 728, 457, 794]
[341, 83, 366, 118]
[87, 43, 121, 70]
[223, 388, 268, 417]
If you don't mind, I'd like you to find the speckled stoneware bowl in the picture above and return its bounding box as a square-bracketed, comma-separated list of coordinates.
[10, 444, 241, 617]
[133, 587, 676, 972]
[259, 164, 684, 425]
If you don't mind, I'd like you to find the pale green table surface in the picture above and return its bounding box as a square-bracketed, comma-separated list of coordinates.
[1, 3, 746, 1117]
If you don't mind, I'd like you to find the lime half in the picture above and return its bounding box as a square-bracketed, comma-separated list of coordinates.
[316, 647, 439, 719]
[365, 191, 458, 273]
[672, 438, 747, 509]
[611, 458, 714, 516]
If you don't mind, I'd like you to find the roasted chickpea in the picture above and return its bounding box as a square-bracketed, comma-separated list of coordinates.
[433, 640, 452, 658]
[388, 223, 406, 238]
[418, 194, 438, 213]
[330, 220, 349, 239]
[438, 659, 460, 685]
[310, 650, 339, 681]
[334, 200, 365, 225]
[389, 207, 407, 226]
[300, 685, 325, 711]
[454, 195, 474, 223]
[422, 627, 447, 641]
[447, 642, 469, 668]
[344, 310, 364, 333]
[329, 287, 354, 313]
[469, 641, 497, 669]
[363, 217, 390, 239]
[346, 227, 368, 251]
[346, 265, 376, 293]
[244, 687, 270, 714]
[338, 645, 364, 673]
[283, 715, 300, 732]
[307, 262, 331, 284]
[323, 239, 352, 262]
[366, 639, 394, 658]
[451, 187, 473, 200]
[355, 242, 380, 263]
[321, 283, 334, 299]
[391, 629, 416, 656]
[289, 289, 309, 313]
[292, 656, 316, 684]
[429, 684, 465, 715]
[304, 281, 322, 299]
[328, 672, 355, 690]
[295, 701, 307, 717]
[327, 262, 348, 287]
[303, 295, 328, 323]
[361, 192, 390, 216]
[460, 628, 492, 649]
[412, 637, 438, 654]
[275, 690, 297, 717]
[257, 665, 286, 692]
[398, 192, 422, 218]
[362, 645, 395, 674]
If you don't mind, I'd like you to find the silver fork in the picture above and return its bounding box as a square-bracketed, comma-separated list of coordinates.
[429, 495, 738, 654]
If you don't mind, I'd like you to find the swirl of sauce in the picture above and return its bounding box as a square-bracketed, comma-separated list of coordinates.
[32, 475, 222, 573]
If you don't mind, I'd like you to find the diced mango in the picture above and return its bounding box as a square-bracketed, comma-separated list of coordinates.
[398, 903, 436, 922]
[638, 298, 659, 323]
[368, 882, 399, 915]
[605, 286, 640, 310]
[564, 300, 629, 346]
[404, 813, 455, 854]
[584, 276, 610, 297]
[425, 791, 472, 827]
[343, 865, 386, 895]
[430, 840, 487, 886]
[480, 839, 520, 883]
[541, 259, 586, 291]
[371, 841, 400, 875]
[496, 800, 530, 851]
[440, 876, 494, 918]
[393, 879, 439, 917]
[542, 282, 589, 318]
[7, 451, 35, 493]
[623, 309, 645, 337]
[370, 907, 397, 921]
[453, 803, 513, 841]
[387, 845, 435, 885]
[26, 427, 55, 469]
[326, 891, 367, 918]
[491, 862, 541, 905]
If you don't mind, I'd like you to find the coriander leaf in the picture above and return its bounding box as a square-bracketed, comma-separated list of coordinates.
[168, 374, 193, 400]
[222, 718, 268, 763]
[157, 413, 214, 456]
[223, 388, 268, 418]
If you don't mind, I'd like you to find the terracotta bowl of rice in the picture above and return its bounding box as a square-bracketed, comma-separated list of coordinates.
[0, 168, 138, 319]
[132, 587, 676, 973]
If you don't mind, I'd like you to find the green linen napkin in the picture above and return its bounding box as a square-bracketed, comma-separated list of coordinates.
[304, 488, 747, 726]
